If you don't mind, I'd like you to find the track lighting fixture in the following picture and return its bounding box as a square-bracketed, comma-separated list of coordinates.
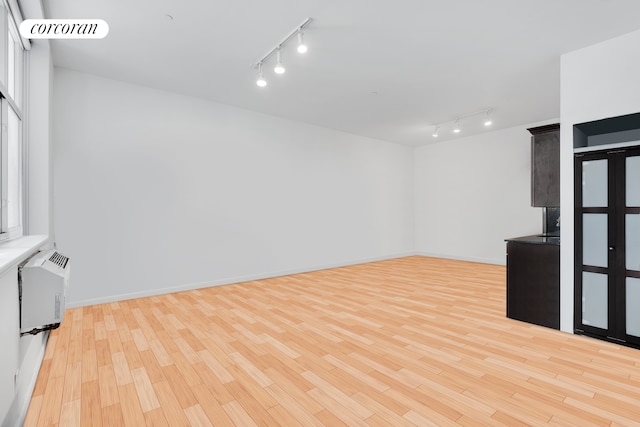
[297, 31, 307, 53]
[430, 108, 495, 138]
[256, 63, 267, 87]
[274, 49, 286, 74]
[251, 17, 312, 87]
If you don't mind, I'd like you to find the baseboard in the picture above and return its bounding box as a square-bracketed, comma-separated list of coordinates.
[1, 332, 49, 427]
[415, 251, 505, 266]
[66, 251, 417, 308]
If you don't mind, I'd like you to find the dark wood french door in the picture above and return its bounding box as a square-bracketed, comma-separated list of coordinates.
[575, 146, 640, 348]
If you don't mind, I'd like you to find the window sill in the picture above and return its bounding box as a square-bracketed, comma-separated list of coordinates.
[0, 235, 49, 276]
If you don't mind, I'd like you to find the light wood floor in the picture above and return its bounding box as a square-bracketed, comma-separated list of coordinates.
[24, 256, 640, 426]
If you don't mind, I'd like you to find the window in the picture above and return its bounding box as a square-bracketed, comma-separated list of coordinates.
[0, 1, 26, 240]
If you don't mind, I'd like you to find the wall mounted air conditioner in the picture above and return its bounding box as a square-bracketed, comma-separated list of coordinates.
[19, 249, 71, 335]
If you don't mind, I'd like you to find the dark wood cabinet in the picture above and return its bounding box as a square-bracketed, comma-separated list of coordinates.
[506, 238, 560, 329]
[529, 124, 560, 207]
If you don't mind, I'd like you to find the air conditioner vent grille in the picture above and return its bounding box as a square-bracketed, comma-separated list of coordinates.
[49, 251, 69, 269]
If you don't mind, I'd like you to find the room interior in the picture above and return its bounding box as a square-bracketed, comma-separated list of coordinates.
[2, 0, 640, 425]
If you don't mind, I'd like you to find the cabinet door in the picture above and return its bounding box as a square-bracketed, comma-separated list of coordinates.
[530, 125, 560, 207]
[507, 242, 560, 330]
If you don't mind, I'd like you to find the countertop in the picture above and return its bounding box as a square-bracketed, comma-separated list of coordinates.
[505, 234, 560, 246]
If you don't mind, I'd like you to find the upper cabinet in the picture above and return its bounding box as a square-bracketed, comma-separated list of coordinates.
[529, 124, 560, 207]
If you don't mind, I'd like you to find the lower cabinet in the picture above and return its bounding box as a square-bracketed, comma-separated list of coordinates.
[506, 239, 560, 330]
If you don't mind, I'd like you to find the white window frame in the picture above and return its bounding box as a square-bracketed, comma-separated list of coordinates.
[0, 0, 27, 241]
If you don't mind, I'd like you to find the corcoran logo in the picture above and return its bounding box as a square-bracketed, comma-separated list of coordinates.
[19, 19, 109, 39]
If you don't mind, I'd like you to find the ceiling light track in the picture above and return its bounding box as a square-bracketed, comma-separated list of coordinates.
[431, 108, 494, 138]
[251, 17, 312, 87]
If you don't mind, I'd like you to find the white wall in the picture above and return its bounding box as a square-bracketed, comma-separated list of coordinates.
[560, 28, 640, 332]
[0, 267, 19, 427]
[53, 68, 414, 306]
[414, 123, 552, 265]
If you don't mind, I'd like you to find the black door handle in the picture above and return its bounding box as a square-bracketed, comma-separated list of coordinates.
[609, 246, 615, 251]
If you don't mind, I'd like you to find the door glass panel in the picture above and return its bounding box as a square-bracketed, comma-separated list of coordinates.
[583, 214, 608, 268]
[583, 272, 608, 329]
[582, 159, 608, 207]
[626, 278, 640, 337]
[627, 156, 640, 207]
[628, 214, 640, 271]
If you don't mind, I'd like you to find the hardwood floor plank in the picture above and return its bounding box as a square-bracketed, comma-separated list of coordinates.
[117, 383, 146, 426]
[80, 348, 98, 383]
[131, 367, 160, 412]
[266, 403, 305, 427]
[190, 383, 235, 425]
[122, 340, 144, 370]
[31, 359, 51, 397]
[22, 395, 43, 427]
[24, 256, 640, 425]
[224, 373, 279, 412]
[160, 364, 199, 409]
[152, 380, 191, 425]
[302, 370, 373, 419]
[264, 383, 324, 427]
[61, 361, 82, 404]
[100, 403, 125, 427]
[79, 380, 102, 427]
[97, 365, 119, 408]
[197, 349, 234, 384]
[228, 351, 274, 388]
[94, 339, 111, 368]
[402, 409, 447, 427]
[314, 408, 350, 427]
[138, 349, 166, 384]
[262, 367, 323, 413]
[307, 387, 369, 427]
[36, 376, 64, 426]
[183, 404, 213, 427]
[322, 353, 390, 393]
[221, 400, 258, 427]
[111, 352, 133, 386]
[190, 362, 236, 404]
[58, 399, 80, 427]
[173, 336, 201, 364]
[169, 350, 203, 388]
[562, 396, 640, 425]
[143, 407, 169, 427]
[148, 339, 173, 367]
[351, 391, 414, 427]
[131, 328, 150, 352]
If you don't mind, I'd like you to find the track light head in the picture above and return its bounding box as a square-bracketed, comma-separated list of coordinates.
[453, 119, 461, 133]
[274, 49, 286, 74]
[256, 63, 267, 87]
[297, 31, 307, 53]
[484, 109, 493, 126]
[432, 126, 439, 138]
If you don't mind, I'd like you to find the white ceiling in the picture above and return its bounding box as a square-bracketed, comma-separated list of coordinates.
[41, 0, 640, 146]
